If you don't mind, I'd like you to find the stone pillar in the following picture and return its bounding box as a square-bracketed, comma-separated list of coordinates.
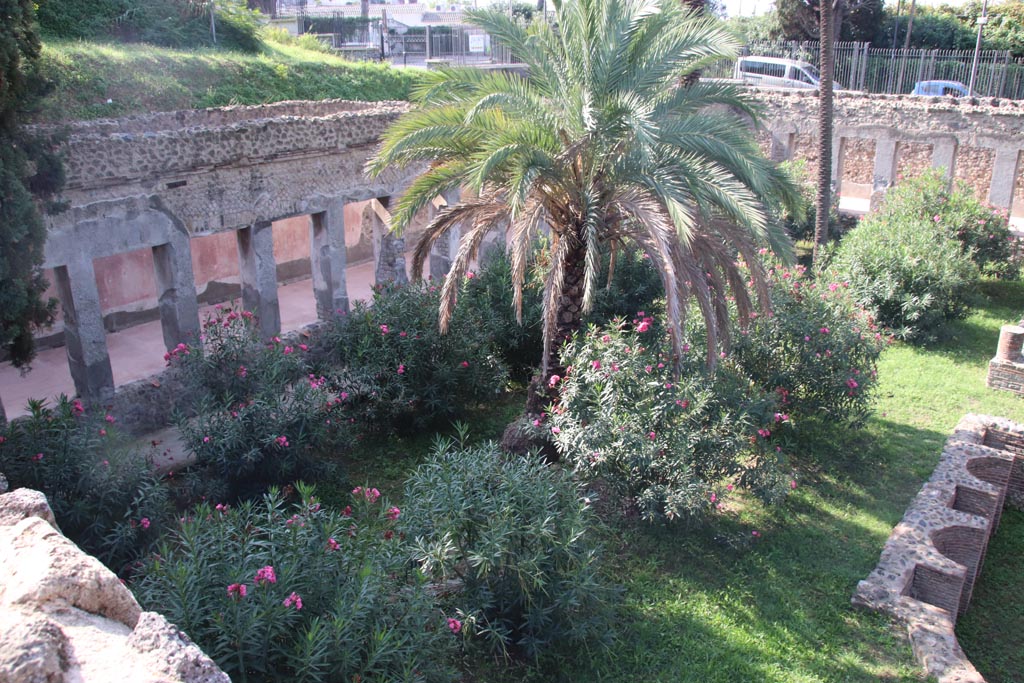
[870, 139, 899, 211]
[995, 325, 1024, 362]
[831, 135, 845, 196]
[768, 130, 792, 162]
[988, 148, 1020, 210]
[310, 200, 349, 318]
[55, 259, 114, 402]
[236, 221, 280, 340]
[429, 189, 461, 280]
[372, 197, 408, 285]
[152, 230, 200, 351]
[932, 140, 958, 187]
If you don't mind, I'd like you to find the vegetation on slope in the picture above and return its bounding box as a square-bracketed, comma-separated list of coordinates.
[30, 37, 421, 123]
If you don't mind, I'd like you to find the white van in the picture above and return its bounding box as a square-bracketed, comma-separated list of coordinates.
[734, 56, 838, 90]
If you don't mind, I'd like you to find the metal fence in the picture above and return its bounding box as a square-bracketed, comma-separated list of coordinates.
[705, 40, 1024, 98]
[278, 10, 1024, 99]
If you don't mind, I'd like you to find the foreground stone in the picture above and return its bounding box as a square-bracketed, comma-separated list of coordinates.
[852, 414, 1024, 683]
[0, 488, 229, 683]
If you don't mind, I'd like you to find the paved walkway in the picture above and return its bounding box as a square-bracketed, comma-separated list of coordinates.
[0, 258, 385, 420]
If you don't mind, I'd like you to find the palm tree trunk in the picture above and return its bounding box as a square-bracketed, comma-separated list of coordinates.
[526, 237, 587, 415]
[680, 0, 706, 87]
[812, 0, 835, 264]
[0, 392, 6, 427]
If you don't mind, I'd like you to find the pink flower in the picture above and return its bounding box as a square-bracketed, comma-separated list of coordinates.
[460, 361, 469, 368]
[327, 537, 340, 551]
[601, 335, 610, 343]
[105, 414, 115, 424]
[99, 429, 107, 437]
[283, 346, 294, 355]
[934, 214, 942, 222]
[846, 378, 859, 390]
[636, 320, 651, 333]
[139, 517, 151, 530]
[548, 375, 561, 388]
[828, 283, 838, 292]
[757, 428, 771, 438]
[380, 324, 389, 334]
[283, 592, 303, 610]
[790, 480, 798, 490]
[648, 431, 656, 440]
[340, 391, 349, 401]
[272, 336, 281, 344]
[227, 583, 247, 599]
[551, 426, 561, 434]
[726, 484, 734, 492]
[533, 419, 541, 427]
[215, 503, 229, 513]
[751, 530, 760, 538]
[237, 365, 248, 378]
[397, 364, 405, 375]
[466, 271, 475, 279]
[299, 344, 309, 352]
[591, 360, 601, 370]
[72, 400, 85, 415]
[447, 618, 462, 634]
[645, 365, 652, 373]
[710, 492, 717, 503]
[275, 435, 290, 448]
[386, 506, 401, 521]
[342, 506, 352, 517]
[202, 436, 210, 443]
[399, 330, 407, 337]
[255, 565, 277, 585]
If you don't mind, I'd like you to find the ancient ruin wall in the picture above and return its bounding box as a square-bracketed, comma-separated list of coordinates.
[852, 414, 1024, 683]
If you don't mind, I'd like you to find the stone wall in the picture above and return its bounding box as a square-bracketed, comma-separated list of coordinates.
[27, 99, 424, 408]
[852, 414, 1024, 683]
[0, 488, 228, 683]
[751, 89, 1024, 212]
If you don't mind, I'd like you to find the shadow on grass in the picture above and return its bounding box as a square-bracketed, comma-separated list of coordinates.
[549, 418, 947, 683]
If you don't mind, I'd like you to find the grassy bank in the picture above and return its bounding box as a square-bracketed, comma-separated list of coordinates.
[31, 38, 422, 123]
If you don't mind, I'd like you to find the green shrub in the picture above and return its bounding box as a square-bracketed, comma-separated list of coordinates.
[827, 203, 979, 342]
[134, 484, 455, 683]
[549, 323, 791, 523]
[0, 396, 170, 572]
[459, 246, 544, 380]
[170, 305, 348, 501]
[402, 438, 616, 662]
[875, 170, 1018, 278]
[732, 258, 887, 427]
[328, 280, 508, 433]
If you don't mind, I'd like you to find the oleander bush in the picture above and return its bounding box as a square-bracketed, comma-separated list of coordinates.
[328, 280, 508, 433]
[549, 322, 791, 523]
[134, 483, 455, 683]
[402, 437, 616, 662]
[0, 396, 170, 572]
[731, 259, 887, 427]
[875, 170, 1018, 278]
[170, 306, 347, 501]
[827, 203, 979, 343]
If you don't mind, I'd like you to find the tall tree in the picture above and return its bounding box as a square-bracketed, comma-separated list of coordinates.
[813, 0, 834, 263]
[1, 0, 63, 423]
[368, 0, 799, 414]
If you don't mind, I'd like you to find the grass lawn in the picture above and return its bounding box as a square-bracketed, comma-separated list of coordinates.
[351, 280, 1024, 682]
[32, 38, 422, 124]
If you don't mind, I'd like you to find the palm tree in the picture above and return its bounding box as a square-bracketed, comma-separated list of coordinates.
[813, 0, 834, 263]
[367, 0, 800, 413]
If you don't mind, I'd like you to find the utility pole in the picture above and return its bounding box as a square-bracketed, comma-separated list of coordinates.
[210, 0, 218, 44]
[968, 0, 990, 97]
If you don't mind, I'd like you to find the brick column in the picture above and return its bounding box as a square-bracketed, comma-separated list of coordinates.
[870, 139, 899, 211]
[236, 221, 280, 340]
[152, 230, 200, 351]
[987, 148, 1020, 210]
[55, 258, 114, 402]
[310, 199, 349, 318]
[995, 325, 1024, 361]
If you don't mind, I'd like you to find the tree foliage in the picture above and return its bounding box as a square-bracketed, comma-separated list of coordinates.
[0, 0, 61, 372]
[368, 0, 799, 412]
